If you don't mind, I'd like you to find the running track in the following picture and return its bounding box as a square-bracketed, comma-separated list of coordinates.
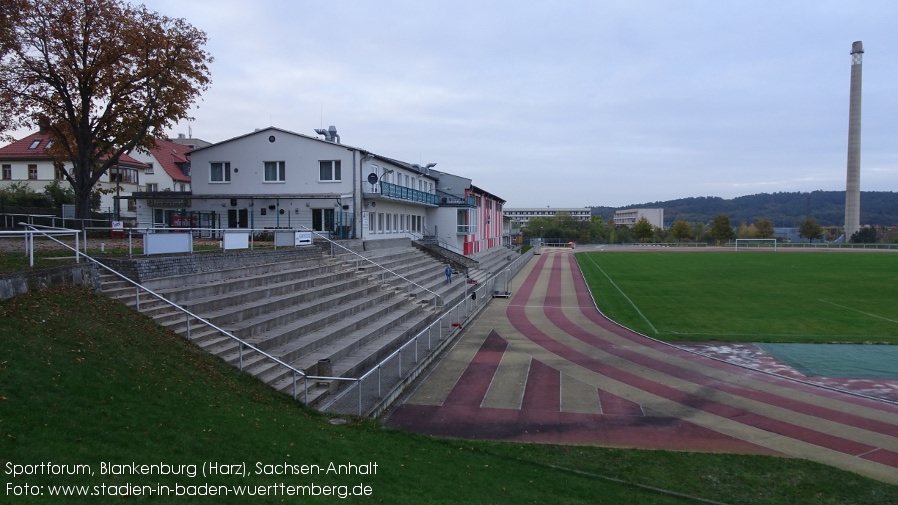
[385, 250, 898, 484]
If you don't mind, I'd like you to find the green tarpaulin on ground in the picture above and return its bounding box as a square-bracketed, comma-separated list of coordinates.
[757, 343, 898, 379]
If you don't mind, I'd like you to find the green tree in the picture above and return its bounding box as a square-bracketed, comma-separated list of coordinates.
[586, 215, 607, 243]
[43, 179, 75, 208]
[0, 0, 212, 219]
[850, 226, 877, 244]
[799, 217, 824, 243]
[632, 216, 653, 242]
[0, 181, 52, 207]
[737, 222, 757, 239]
[755, 217, 775, 239]
[670, 220, 691, 243]
[710, 214, 733, 245]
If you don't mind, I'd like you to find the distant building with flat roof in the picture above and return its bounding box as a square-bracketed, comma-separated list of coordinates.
[613, 208, 664, 228]
[504, 207, 591, 226]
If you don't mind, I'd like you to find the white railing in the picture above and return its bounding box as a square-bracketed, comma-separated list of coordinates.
[321, 247, 535, 417]
[3, 224, 87, 266]
[19, 224, 356, 404]
[303, 226, 444, 312]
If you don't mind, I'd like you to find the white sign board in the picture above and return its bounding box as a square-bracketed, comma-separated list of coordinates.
[144, 233, 193, 255]
[223, 231, 250, 250]
[295, 231, 313, 246]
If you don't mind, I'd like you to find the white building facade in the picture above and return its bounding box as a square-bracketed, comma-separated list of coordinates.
[132, 126, 507, 254]
[613, 208, 664, 229]
[504, 207, 592, 226]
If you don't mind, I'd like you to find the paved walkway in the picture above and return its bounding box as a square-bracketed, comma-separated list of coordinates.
[385, 249, 898, 485]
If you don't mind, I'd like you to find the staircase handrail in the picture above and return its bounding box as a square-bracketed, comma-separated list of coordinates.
[21, 224, 356, 403]
[303, 227, 444, 311]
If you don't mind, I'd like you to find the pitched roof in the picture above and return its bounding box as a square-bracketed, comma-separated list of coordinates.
[144, 138, 191, 182]
[0, 131, 149, 168]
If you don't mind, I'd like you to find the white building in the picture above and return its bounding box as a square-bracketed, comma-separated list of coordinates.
[132, 126, 507, 253]
[504, 207, 592, 226]
[613, 208, 664, 229]
[0, 130, 149, 221]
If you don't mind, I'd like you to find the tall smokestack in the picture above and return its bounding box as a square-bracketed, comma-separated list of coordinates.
[844, 41, 863, 240]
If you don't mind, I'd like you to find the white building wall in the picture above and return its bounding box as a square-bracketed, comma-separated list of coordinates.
[190, 130, 355, 197]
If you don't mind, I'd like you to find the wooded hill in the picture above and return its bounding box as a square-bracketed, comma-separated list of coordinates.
[592, 191, 898, 228]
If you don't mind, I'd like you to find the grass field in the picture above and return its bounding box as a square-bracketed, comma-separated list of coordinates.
[576, 250, 898, 344]
[3, 287, 898, 503]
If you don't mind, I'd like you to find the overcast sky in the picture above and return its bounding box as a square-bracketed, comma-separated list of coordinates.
[139, 0, 897, 208]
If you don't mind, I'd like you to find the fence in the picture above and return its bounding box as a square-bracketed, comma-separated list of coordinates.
[320, 247, 535, 417]
[1, 212, 113, 230]
[1, 224, 86, 266]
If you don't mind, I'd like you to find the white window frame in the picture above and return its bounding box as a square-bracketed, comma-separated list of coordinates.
[210, 162, 231, 183]
[264, 161, 286, 183]
[319, 160, 342, 182]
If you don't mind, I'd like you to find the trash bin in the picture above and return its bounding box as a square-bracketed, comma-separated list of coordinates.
[316, 359, 332, 388]
[317, 358, 332, 377]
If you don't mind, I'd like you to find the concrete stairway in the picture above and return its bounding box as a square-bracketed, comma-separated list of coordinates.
[98, 245, 474, 407]
[467, 246, 518, 283]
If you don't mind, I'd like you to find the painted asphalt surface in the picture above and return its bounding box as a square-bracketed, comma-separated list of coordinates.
[384, 249, 898, 485]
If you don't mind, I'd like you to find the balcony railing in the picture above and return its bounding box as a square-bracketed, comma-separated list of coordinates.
[434, 189, 475, 207]
[374, 181, 441, 206]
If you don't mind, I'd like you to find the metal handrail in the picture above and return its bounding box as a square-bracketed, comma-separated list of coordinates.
[301, 226, 444, 311]
[21, 224, 357, 403]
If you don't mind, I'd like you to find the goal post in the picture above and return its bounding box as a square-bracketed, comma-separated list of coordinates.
[735, 238, 777, 251]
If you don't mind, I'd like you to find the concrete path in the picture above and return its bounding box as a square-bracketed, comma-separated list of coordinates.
[384, 249, 898, 485]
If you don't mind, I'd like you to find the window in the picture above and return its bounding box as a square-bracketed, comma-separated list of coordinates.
[28, 139, 41, 150]
[319, 160, 341, 181]
[28, 164, 37, 180]
[145, 162, 154, 175]
[264, 161, 285, 182]
[378, 213, 384, 233]
[55, 165, 66, 180]
[146, 183, 159, 192]
[2, 164, 10, 180]
[210, 162, 230, 182]
[109, 168, 138, 184]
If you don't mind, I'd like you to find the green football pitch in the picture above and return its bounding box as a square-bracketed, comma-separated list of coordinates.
[575, 250, 898, 344]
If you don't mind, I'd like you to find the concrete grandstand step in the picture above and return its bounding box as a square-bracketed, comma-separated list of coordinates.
[219, 290, 415, 372]
[147, 271, 369, 328]
[250, 303, 430, 389]
[265, 307, 441, 401]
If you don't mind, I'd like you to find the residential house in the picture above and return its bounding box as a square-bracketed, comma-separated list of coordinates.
[0, 131, 149, 221]
[127, 137, 194, 193]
